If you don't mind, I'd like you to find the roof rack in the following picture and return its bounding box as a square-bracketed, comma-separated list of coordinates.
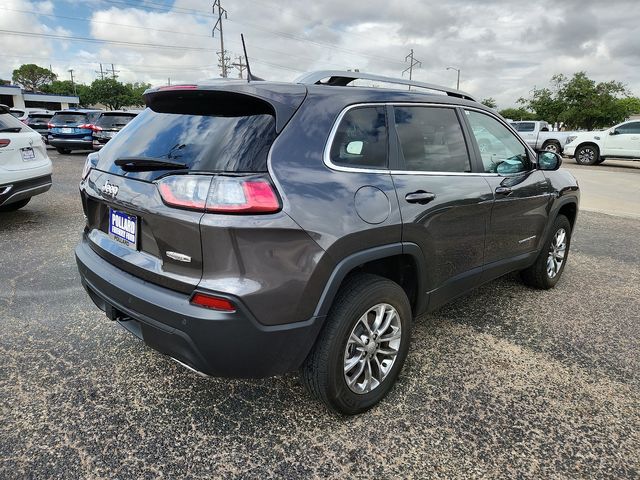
[295, 70, 476, 102]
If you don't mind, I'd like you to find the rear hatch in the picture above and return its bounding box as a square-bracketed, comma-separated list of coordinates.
[93, 112, 137, 145]
[81, 84, 306, 293]
[0, 113, 49, 172]
[50, 111, 98, 140]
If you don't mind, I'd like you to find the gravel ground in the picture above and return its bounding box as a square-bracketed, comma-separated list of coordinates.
[1, 151, 638, 479]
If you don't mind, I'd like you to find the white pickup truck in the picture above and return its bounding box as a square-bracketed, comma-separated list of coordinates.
[563, 119, 640, 165]
[510, 120, 576, 154]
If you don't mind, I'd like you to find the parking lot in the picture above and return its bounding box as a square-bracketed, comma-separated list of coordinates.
[1, 151, 639, 478]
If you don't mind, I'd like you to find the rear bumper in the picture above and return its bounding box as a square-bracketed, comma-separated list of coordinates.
[0, 174, 52, 207]
[75, 236, 324, 378]
[49, 138, 93, 150]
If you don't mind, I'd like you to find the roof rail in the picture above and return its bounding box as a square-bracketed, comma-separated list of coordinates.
[295, 70, 476, 102]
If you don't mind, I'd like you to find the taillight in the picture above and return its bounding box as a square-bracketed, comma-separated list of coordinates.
[190, 292, 236, 312]
[82, 152, 98, 180]
[78, 124, 95, 130]
[47, 123, 54, 129]
[93, 125, 103, 132]
[157, 175, 280, 214]
[0, 139, 10, 148]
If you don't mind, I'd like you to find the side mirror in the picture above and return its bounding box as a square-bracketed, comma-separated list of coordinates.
[537, 151, 562, 171]
[609, 129, 619, 135]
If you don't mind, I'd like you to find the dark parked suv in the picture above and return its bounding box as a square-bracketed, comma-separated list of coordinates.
[92, 111, 138, 150]
[49, 109, 102, 153]
[76, 71, 579, 414]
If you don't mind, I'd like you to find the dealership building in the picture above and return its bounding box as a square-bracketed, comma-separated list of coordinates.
[0, 84, 79, 110]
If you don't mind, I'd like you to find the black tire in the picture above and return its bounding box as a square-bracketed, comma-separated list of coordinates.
[542, 141, 561, 154]
[301, 273, 412, 415]
[521, 214, 572, 289]
[595, 157, 606, 164]
[56, 147, 71, 154]
[574, 144, 599, 165]
[0, 198, 30, 212]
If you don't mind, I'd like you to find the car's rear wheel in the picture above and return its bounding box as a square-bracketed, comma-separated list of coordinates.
[56, 147, 71, 154]
[521, 214, 571, 289]
[0, 198, 30, 212]
[575, 144, 599, 165]
[301, 273, 411, 415]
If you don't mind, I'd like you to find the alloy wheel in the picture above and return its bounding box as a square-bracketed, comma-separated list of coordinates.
[547, 228, 567, 278]
[343, 303, 402, 394]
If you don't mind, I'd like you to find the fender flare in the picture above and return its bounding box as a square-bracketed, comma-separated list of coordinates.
[313, 242, 428, 318]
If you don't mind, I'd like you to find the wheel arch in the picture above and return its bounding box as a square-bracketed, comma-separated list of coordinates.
[313, 243, 428, 319]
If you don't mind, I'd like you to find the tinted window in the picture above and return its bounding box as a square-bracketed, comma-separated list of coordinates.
[96, 108, 276, 179]
[26, 114, 52, 126]
[512, 122, 535, 132]
[394, 107, 470, 172]
[330, 107, 388, 168]
[96, 114, 137, 128]
[466, 110, 530, 174]
[0, 113, 25, 131]
[617, 122, 640, 134]
[51, 112, 88, 125]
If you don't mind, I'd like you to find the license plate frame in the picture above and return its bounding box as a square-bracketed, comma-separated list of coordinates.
[108, 208, 138, 250]
[20, 147, 36, 162]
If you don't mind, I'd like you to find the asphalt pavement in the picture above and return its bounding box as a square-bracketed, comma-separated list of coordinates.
[1, 151, 638, 478]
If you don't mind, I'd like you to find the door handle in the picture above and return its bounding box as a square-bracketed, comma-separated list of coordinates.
[495, 186, 512, 195]
[405, 191, 436, 204]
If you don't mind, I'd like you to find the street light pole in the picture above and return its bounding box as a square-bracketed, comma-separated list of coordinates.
[446, 66, 460, 90]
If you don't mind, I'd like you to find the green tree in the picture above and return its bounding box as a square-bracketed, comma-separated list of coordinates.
[481, 97, 497, 109]
[12, 64, 57, 91]
[498, 107, 536, 121]
[518, 72, 633, 129]
[41, 80, 93, 107]
[0, 78, 10, 86]
[617, 96, 640, 119]
[89, 78, 132, 110]
[125, 82, 151, 107]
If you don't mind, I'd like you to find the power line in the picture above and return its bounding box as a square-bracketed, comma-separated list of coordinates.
[232, 55, 247, 79]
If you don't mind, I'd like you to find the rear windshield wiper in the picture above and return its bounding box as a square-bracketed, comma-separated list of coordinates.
[0, 127, 22, 133]
[115, 156, 188, 171]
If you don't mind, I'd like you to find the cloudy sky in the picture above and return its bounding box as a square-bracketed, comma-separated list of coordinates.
[1, 0, 639, 107]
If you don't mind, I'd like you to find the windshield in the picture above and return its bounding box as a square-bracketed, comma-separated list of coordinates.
[96, 114, 137, 128]
[95, 108, 277, 181]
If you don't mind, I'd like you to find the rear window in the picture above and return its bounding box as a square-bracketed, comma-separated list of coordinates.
[26, 114, 52, 126]
[96, 114, 137, 128]
[512, 122, 535, 132]
[0, 113, 25, 132]
[51, 112, 88, 125]
[95, 108, 276, 179]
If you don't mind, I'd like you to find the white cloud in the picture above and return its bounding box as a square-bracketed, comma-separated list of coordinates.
[1, 0, 639, 107]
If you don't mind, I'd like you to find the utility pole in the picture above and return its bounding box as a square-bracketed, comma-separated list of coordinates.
[232, 55, 246, 79]
[403, 49, 422, 90]
[168, 78, 171, 86]
[68, 69, 77, 96]
[212, 0, 230, 78]
[95, 63, 105, 80]
[110, 64, 120, 80]
[446, 66, 461, 90]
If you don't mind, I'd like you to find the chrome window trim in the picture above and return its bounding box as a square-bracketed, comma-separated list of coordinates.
[322, 102, 526, 177]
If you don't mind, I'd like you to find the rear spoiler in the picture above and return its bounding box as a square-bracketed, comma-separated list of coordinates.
[143, 83, 307, 133]
[0, 104, 10, 114]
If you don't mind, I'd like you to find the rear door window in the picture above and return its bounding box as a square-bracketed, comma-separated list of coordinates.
[95, 108, 277, 180]
[513, 122, 535, 132]
[329, 106, 388, 169]
[394, 106, 471, 172]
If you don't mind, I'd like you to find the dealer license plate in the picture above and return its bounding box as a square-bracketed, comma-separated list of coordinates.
[21, 147, 36, 161]
[109, 209, 138, 249]
[62, 127, 74, 134]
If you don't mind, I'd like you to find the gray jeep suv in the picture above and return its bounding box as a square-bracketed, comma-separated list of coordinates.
[75, 71, 579, 414]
